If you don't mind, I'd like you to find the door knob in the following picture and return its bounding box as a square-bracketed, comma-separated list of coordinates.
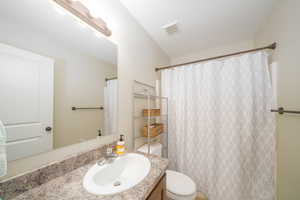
[45, 127, 52, 132]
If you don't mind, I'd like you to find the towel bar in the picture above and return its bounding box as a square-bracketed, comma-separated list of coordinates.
[271, 107, 300, 115]
[72, 106, 104, 110]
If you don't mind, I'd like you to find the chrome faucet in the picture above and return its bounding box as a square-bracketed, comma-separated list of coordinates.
[97, 146, 118, 166]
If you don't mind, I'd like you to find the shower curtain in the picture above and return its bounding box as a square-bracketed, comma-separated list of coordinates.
[161, 51, 276, 200]
[104, 79, 118, 135]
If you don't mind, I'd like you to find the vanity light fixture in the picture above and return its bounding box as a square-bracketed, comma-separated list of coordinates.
[52, 0, 112, 37]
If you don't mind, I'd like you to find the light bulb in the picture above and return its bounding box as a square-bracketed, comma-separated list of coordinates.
[89, 9, 100, 18]
[76, 20, 87, 29]
[94, 31, 104, 39]
[53, 4, 66, 15]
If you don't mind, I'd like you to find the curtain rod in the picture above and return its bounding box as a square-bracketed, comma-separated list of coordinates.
[155, 42, 277, 72]
[105, 77, 118, 81]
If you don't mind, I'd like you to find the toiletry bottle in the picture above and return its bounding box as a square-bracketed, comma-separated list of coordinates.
[116, 135, 125, 155]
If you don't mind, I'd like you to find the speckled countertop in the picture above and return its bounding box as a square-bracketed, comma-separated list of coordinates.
[11, 153, 168, 200]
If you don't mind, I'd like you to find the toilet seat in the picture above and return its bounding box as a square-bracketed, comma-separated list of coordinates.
[167, 191, 197, 200]
[137, 144, 197, 199]
[166, 170, 197, 200]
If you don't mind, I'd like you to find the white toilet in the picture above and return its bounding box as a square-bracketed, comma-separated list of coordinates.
[138, 143, 197, 200]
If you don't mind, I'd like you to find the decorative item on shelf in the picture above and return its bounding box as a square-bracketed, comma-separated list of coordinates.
[142, 109, 161, 117]
[142, 123, 164, 138]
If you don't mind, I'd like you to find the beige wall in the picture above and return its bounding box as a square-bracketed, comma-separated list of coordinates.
[0, 0, 169, 180]
[54, 57, 116, 148]
[254, 1, 300, 199]
[104, 1, 170, 149]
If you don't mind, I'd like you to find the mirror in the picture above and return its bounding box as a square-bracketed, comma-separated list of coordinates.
[0, 0, 118, 161]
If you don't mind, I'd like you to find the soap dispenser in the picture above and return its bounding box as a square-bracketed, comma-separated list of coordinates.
[116, 135, 125, 155]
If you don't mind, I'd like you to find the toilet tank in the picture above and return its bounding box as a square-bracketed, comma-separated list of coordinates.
[137, 143, 162, 156]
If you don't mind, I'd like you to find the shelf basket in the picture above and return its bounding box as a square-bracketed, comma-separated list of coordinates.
[142, 123, 164, 138]
[142, 109, 161, 117]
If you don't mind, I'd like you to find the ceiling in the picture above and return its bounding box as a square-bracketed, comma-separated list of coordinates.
[0, 0, 117, 65]
[120, 0, 277, 58]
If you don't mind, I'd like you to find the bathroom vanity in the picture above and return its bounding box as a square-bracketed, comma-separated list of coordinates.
[146, 174, 167, 200]
[0, 144, 168, 200]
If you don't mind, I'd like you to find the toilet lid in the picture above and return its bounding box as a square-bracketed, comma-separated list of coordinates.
[166, 170, 196, 196]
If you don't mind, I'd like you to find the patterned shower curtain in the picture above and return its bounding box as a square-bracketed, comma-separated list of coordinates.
[161, 51, 276, 200]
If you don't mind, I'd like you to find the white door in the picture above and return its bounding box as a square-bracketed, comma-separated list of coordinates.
[0, 43, 54, 161]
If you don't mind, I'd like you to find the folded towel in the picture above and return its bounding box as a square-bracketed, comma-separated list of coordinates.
[0, 120, 7, 177]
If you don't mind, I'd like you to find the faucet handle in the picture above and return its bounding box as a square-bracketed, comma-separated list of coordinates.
[97, 157, 106, 166]
[106, 145, 116, 154]
[106, 147, 113, 154]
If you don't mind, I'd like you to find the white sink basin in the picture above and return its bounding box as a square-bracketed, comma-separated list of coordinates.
[83, 153, 151, 195]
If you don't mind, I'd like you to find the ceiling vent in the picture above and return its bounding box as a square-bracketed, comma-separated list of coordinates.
[162, 21, 178, 34]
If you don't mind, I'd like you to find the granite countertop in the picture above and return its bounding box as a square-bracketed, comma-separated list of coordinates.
[11, 153, 168, 200]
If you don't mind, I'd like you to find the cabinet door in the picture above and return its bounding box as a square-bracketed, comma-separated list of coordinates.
[0, 43, 54, 161]
[147, 174, 166, 200]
